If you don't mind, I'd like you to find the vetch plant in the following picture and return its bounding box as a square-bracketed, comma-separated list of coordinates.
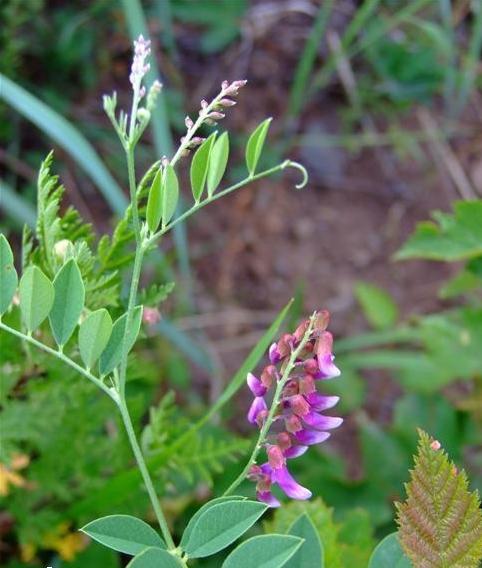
[0, 35, 340, 567]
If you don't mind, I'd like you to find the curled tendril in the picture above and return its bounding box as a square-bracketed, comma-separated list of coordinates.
[281, 160, 309, 189]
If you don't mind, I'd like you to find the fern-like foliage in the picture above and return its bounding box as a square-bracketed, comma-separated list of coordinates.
[23, 154, 170, 311]
[396, 429, 482, 568]
[141, 392, 250, 487]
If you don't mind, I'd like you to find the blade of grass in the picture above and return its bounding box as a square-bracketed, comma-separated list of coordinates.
[309, 0, 433, 96]
[0, 179, 37, 228]
[286, 0, 334, 120]
[454, 2, 482, 115]
[0, 73, 127, 215]
[438, 0, 457, 114]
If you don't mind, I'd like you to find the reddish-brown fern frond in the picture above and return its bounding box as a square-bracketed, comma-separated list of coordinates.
[396, 430, 482, 568]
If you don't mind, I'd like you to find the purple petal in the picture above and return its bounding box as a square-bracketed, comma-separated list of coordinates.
[294, 429, 331, 445]
[317, 354, 341, 379]
[247, 396, 267, 424]
[247, 372, 267, 397]
[306, 393, 340, 411]
[272, 466, 312, 500]
[257, 490, 280, 508]
[269, 343, 281, 364]
[303, 412, 343, 431]
[283, 445, 308, 459]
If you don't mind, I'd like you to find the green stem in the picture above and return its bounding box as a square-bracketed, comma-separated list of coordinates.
[223, 315, 315, 496]
[147, 160, 304, 248]
[118, 400, 176, 550]
[0, 321, 117, 401]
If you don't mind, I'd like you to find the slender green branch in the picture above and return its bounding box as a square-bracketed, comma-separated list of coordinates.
[118, 400, 176, 549]
[0, 321, 117, 401]
[147, 160, 305, 248]
[223, 314, 316, 496]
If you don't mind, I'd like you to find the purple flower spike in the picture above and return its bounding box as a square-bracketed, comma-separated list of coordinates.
[271, 466, 312, 500]
[269, 342, 281, 364]
[247, 396, 267, 424]
[247, 372, 267, 397]
[294, 429, 331, 446]
[257, 490, 281, 508]
[246, 310, 343, 506]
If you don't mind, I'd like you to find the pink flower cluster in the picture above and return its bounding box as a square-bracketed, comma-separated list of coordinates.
[247, 311, 342, 507]
[130, 35, 151, 91]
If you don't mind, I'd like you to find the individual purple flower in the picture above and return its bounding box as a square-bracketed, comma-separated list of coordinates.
[316, 331, 341, 379]
[245, 310, 343, 506]
[268, 342, 281, 364]
[247, 396, 267, 424]
[247, 372, 267, 397]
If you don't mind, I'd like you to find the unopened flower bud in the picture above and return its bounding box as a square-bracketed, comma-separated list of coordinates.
[185, 115, 194, 129]
[277, 432, 292, 451]
[219, 98, 236, 107]
[189, 137, 205, 148]
[290, 394, 310, 417]
[200, 99, 208, 110]
[143, 307, 161, 326]
[430, 440, 441, 451]
[54, 239, 73, 261]
[267, 445, 285, 469]
[208, 111, 225, 121]
[137, 108, 151, 122]
[285, 414, 302, 433]
[161, 156, 169, 167]
[221, 80, 229, 90]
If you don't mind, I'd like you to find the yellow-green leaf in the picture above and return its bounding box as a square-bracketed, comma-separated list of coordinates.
[146, 168, 163, 233]
[191, 133, 216, 202]
[207, 131, 229, 197]
[0, 234, 18, 315]
[19, 266, 54, 332]
[79, 309, 113, 369]
[245, 118, 272, 175]
[49, 259, 85, 346]
[162, 165, 179, 228]
[99, 306, 143, 376]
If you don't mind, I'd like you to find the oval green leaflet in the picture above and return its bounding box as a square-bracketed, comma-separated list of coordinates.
[126, 547, 183, 567]
[146, 167, 163, 233]
[245, 118, 272, 176]
[182, 499, 267, 558]
[180, 496, 247, 547]
[161, 164, 179, 228]
[49, 259, 85, 347]
[99, 306, 143, 376]
[19, 265, 55, 332]
[222, 534, 304, 568]
[368, 533, 412, 568]
[284, 513, 324, 568]
[80, 515, 165, 557]
[191, 132, 217, 203]
[79, 309, 113, 370]
[207, 131, 229, 197]
[0, 234, 18, 316]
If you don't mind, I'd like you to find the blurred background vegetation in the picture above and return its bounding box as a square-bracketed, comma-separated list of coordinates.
[1, 0, 481, 566]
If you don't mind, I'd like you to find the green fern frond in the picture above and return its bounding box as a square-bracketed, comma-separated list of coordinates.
[139, 282, 175, 307]
[141, 392, 249, 487]
[396, 429, 482, 568]
[168, 435, 250, 486]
